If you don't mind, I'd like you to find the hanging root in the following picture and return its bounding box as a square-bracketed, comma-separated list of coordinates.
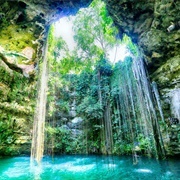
[133, 152, 139, 165]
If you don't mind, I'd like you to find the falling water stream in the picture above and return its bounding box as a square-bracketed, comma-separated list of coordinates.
[152, 81, 165, 123]
[171, 89, 180, 120]
[112, 56, 166, 160]
[31, 33, 49, 164]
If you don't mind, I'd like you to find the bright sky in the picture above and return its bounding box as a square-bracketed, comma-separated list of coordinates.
[54, 17, 130, 63]
[108, 44, 129, 63]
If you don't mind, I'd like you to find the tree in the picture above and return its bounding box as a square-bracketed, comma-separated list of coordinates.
[73, 0, 118, 64]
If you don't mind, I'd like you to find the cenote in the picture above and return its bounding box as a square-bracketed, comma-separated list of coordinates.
[0, 155, 180, 180]
[0, 0, 180, 179]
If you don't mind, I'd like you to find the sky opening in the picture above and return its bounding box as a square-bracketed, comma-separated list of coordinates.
[54, 16, 130, 64]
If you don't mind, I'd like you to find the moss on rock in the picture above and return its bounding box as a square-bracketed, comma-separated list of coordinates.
[151, 55, 180, 90]
[0, 62, 36, 155]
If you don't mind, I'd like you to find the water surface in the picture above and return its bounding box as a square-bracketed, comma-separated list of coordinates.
[0, 155, 179, 180]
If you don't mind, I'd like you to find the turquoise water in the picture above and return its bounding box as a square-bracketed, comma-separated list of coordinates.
[0, 155, 179, 180]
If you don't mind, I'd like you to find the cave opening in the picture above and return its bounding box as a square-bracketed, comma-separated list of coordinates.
[0, 0, 180, 179]
[30, 0, 168, 165]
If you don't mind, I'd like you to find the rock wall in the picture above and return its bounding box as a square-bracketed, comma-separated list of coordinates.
[0, 65, 36, 155]
[0, 0, 92, 75]
[104, 0, 180, 117]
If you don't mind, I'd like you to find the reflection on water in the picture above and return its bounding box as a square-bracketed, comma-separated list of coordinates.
[135, 168, 152, 173]
[0, 155, 179, 180]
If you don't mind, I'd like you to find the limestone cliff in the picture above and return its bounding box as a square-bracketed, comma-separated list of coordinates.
[104, 0, 180, 117]
[0, 0, 91, 155]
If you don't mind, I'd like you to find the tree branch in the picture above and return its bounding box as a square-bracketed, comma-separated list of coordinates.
[0, 52, 23, 73]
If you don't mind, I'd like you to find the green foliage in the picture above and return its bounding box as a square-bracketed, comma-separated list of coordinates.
[45, 0, 150, 157]
[46, 126, 86, 154]
[137, 134, 151, 151]
[48, 25, 69, 63]
[77, 97, 103, 120]
[0, 23, 37, 52]
[96, 58, 112, 76]
[73, 0, 118, 63]
[113, 142, 133, 155]
[56, 100, 70, 113]
[0, 114, 20, 156]
[0, 53, 36, 156]
[122, 35, 138, 56]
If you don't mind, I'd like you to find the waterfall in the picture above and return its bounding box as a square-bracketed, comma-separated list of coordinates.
[113, 56, 166, 159]
[171, 89, 180, 120]
[31, 33, 49, 164]
[104, 100, 113, 154]
[132, 57, 165, 158]
[152, 81, 169, 143]
[152, 81, 165, 123]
